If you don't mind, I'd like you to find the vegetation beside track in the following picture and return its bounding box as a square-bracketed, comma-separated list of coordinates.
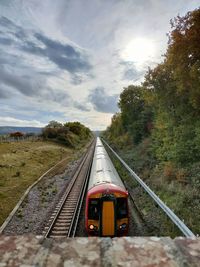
[102, 9, 200, 236]
[0, 121, 92, 226]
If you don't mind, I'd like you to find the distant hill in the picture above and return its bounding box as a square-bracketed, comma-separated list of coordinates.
[0, 126, 43, 135]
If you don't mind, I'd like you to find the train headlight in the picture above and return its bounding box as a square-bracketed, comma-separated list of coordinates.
[89, 224, 98, 231]
[119, 223, 127, 230]
[89, 224, 94, 230]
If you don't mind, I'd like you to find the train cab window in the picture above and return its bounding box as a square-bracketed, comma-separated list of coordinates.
[88, 199, 100, 220]
[116, 198, 128, 219]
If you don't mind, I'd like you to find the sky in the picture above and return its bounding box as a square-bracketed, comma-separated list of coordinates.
[0, 0, 199, 130]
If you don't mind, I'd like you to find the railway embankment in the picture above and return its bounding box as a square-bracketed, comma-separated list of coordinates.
[0, 139, 93, 234]
[0, 235, 199, 266]
[103, 139, 200, 237]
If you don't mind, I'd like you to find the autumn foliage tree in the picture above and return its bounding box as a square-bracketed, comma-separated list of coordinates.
[167, 9, 200, 111]
[144, 8, 200, 165]
[104, 8, 200, 167]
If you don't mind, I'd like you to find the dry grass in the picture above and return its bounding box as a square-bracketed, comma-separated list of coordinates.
[0, 140, 87, 225]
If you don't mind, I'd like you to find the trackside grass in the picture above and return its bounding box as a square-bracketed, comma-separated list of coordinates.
[0, 140, 89, 226]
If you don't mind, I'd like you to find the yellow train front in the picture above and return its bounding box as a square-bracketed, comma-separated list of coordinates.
[85, 137, 129, 237]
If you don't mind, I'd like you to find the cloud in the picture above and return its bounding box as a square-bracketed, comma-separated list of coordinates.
[0, 67, 45, 97]
[0, 16, 92, 77]
[120, 61, 145, 82]
[74, 101, 90, 112]
[0, 84, 13, 99]
[33, 32, 92, 74]
[0, 16, 20, 31]
[0, 116, 44, 127]
[0, 66, 90, 113]
[0, 1, 199, 130]
[70, 74, 84, 85]
[88, 87, 118, 113]
[38, 87, 90, 112]
[0, 16, 92, 109]
[0, 37, 13, 45]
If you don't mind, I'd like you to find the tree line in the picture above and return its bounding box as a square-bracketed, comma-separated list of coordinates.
[103, 9, 200, 171]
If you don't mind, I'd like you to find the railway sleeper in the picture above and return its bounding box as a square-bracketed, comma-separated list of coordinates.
[52, 226, 69, 231]
[55, 222, 71, 226]
[54, 225, 70, 229]
[51, 230, 69, 235]
[58, 213, 74, 216]
[62, 207, 76, 210]
[56, 219, 72, 223]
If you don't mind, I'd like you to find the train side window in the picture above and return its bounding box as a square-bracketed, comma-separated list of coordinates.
[88, 199, 100, 220]
[116, 198, 128, 219]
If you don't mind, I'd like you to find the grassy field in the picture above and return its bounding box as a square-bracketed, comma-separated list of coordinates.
[0, 140, 88, 226]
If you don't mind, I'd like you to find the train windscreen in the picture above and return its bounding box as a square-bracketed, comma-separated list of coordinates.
[88, 199, 100, 220]
[116, 198, 128, 219]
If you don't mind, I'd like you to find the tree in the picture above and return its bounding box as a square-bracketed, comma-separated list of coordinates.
[45, 120, 63, 128]
[42, 120, 92, 147]
[143, 8, 200, 165]
[118, 85, 152, 144]
[167, 9, 200, 112]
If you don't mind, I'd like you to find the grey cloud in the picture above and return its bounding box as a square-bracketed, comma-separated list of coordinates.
[0, 16, 92, 77]
[0, 67, 44, 97]
[0, 16, 25, 42]
[120, 61, 145, 81]
[88, 87, 118, 113]
[0, 16, 20, 30]
[0, 37, 13, 45]
[71, 74, 83, 85]
[123, 68, 143, 81]
[0, 58, 89, 112]
[22, 40, 44, 55]
[13, 29, 27, 40]
[44, 89, 71, 105]
[74, 101, 90, 112]
[0, 84, 12, 99]
[0, 49, 21, 66]
[33, 33, 92, 74]
[42, 88, 90, 112]
[35, 33, 78, 57]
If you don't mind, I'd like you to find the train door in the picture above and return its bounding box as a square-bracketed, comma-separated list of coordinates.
[100, 196, 116, 236]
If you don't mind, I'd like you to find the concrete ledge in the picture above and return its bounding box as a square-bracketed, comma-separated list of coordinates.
[0, 235, 199, 266]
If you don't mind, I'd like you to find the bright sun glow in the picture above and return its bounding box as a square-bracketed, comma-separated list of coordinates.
[121, 38, 155, 67]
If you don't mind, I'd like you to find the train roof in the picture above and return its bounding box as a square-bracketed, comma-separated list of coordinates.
[87, 183, 128, 197]
[88, 137, 125, 191]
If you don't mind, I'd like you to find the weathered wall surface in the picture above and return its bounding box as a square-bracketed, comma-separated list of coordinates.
[0, 235, 199, 266]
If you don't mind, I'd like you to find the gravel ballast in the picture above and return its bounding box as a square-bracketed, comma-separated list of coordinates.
[3, 156, 83, 235]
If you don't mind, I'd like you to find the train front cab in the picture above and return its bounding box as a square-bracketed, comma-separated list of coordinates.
[86, 188, 128, 236]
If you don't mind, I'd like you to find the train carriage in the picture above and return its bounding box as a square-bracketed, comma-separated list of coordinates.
[85, 137, 129, 236]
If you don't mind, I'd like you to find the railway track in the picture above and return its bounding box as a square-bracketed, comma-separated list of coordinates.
[123, 181, 149, 235]
[44, 141, 94, 238]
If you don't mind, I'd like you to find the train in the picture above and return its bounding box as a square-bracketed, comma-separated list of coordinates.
[85, 137, 129, 236]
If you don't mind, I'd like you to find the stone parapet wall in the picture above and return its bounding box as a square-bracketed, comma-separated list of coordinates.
[0, 235, 199, 266]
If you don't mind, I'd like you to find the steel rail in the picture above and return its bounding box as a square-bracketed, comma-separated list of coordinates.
[44, 143, 93, 238]
[68, 147, 94, 237]
[102, 138, 196, 238]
